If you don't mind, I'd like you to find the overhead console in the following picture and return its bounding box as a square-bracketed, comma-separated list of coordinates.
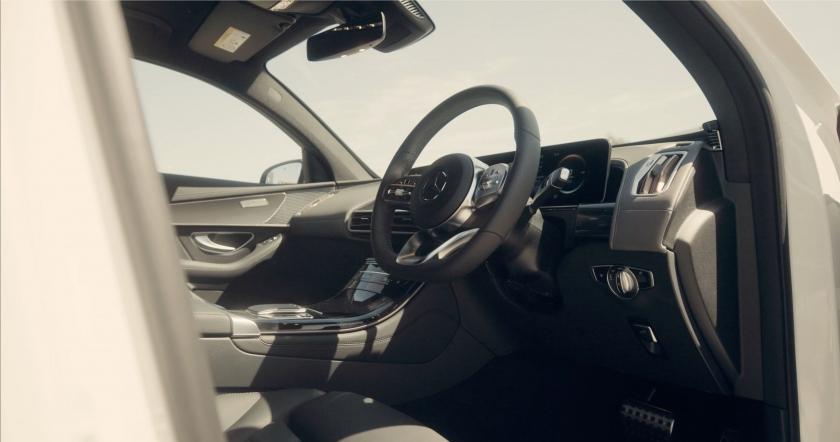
[184, 1, 434, 63]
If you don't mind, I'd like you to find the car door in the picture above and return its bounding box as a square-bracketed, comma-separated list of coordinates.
[133, 60, 370, 308]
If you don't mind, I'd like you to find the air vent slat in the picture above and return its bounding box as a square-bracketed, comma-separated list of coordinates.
[702, 120, 723, 151]
[348, 210, 417, 233]
[635, 152, 684, 195]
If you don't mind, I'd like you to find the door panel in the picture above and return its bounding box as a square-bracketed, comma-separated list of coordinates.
[178, 227, 284, 281]
[169, 183, 335, 226]
[168, 178, 370, 309]
[172, 193, 288, 226]
[216, 235, 370, 309]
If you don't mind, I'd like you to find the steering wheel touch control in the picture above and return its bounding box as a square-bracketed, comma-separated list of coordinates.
[591, 265, 654, 300]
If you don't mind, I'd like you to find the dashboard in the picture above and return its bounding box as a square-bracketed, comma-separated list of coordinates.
[296, 133, 754, 400]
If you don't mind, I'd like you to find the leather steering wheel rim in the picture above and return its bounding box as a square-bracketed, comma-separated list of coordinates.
[371, 85, 540, 282]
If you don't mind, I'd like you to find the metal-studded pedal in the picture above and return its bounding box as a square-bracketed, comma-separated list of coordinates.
[620, 400, 675, 442]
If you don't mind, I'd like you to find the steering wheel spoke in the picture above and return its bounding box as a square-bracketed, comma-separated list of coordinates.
[396, 228, 480, 265]
[474, 163, 510, 208]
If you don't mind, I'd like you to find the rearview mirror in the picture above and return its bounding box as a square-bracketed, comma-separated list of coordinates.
[306, 13, 385, 61]
[261, 159, 302, 185]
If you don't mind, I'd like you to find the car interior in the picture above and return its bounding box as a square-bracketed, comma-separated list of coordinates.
[121, 1, 794, 441]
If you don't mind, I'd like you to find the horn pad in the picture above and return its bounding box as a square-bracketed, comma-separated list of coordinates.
[410, 153, 475, 229]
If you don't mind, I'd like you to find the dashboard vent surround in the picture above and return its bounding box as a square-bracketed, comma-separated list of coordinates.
[702, 120, 723, 151]
[349, 211, 373, 231]
[349, 210, 417, 234]
[635, 153, 685, 195]
[604, 161, 626, 203]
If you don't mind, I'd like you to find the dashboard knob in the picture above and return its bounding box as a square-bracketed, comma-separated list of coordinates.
[608, 267, 639, 299]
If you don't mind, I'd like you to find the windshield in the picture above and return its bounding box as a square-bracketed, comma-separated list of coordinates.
[266, 1, 714, 175]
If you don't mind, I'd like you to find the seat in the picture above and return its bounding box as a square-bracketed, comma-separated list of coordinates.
[216, 389, 446, 442]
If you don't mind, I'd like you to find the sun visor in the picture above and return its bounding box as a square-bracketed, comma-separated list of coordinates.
[188, 2, 296, 63]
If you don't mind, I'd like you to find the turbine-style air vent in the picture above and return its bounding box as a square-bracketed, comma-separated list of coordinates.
[635, 153, 684, 195]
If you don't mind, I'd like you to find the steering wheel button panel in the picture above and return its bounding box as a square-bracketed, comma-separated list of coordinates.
[384, 177, 418, 203]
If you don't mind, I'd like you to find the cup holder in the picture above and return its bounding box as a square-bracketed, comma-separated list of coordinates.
[247, 304, 313, 320]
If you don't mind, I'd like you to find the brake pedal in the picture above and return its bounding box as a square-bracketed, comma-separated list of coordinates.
[620, 400, 675, 442]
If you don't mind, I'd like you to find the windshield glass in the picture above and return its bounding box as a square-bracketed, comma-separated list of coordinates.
[266, 1, 714, 175]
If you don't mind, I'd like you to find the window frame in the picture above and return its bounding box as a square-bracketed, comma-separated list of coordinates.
[132, 57, 337, 188]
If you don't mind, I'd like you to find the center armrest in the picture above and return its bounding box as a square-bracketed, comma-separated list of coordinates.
[190, 291, 232, 337]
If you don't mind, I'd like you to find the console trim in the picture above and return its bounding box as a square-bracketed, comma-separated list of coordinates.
[232, 282, 426, 336]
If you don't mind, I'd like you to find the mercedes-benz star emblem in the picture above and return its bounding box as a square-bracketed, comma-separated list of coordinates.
[421, 170, 448, 201]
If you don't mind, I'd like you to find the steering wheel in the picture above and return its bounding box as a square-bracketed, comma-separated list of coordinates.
[371, 86, 540, 282]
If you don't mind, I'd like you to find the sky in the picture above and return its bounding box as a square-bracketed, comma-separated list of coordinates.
[135, 1, 840, 180]
[135, 59, 304, 182]
[769, 0, 840, 91]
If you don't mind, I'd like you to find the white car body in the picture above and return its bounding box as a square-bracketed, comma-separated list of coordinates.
[709, 3, 840, 440]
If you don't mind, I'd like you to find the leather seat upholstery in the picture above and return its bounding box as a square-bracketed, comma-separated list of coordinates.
[217, 389, 446, 441]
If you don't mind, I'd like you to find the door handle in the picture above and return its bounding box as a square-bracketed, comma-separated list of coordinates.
[181, 234, 282, 279]
[191, 232, 253, 255]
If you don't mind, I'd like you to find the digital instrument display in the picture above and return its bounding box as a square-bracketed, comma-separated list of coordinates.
[479, 138, 612, 206]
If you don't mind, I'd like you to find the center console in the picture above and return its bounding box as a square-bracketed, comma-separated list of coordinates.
[220, 259, 421, 335]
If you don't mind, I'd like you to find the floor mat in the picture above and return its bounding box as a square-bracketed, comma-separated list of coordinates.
[398, 354, 641, 442]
